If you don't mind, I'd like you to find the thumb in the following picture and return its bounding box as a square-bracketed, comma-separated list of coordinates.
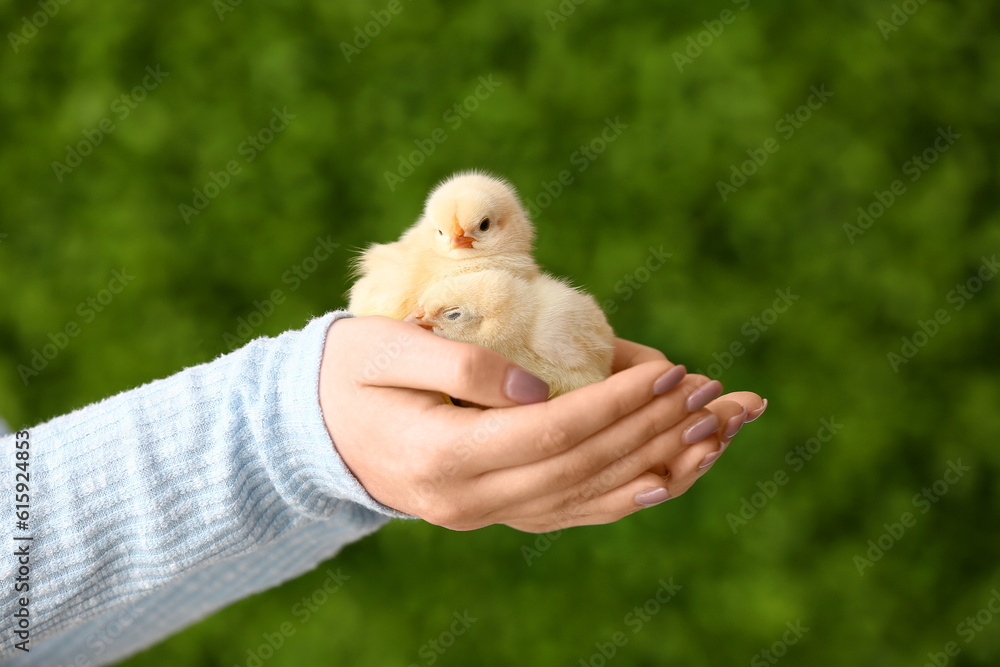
[329, 316, 549, 407]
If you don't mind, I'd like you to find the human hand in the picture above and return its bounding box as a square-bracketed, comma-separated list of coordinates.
[610, 337, 766, 479]
[319, 317, 765, 533]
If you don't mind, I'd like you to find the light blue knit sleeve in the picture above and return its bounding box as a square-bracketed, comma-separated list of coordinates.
[0, 310, 409, 665]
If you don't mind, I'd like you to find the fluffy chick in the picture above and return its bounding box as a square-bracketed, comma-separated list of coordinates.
[348, 171, 538, 320]
[408, 269, 615, 398]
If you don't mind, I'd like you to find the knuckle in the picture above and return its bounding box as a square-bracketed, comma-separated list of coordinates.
[406, 468, 483, 530]
[609, 390, 637, 423]
[666, 481, 690, 499]
[449, 346, 484, 391]
[405, 460, 449, 506]
[408, 478, 444, 519]
[557, 485, 594, 516]
[664, 472, 695, 498]
[609, 412, 661, 464]
[553, 499, 588, 525]
[408, 447, 445, 486]
[535, 421, 572, 457]
[636, 410, 664, 445]
[407, 481, 456, 526]
[409, 461, 459, 502]
[646, 348, 668, 363]
[421, 499, 477, 529]
[553, 456, 590, 489]
[680, 374, 714, 394]
[423, 505, 461, 528]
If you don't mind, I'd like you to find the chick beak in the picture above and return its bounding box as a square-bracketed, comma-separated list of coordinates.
[448, 217, 475, 250]
[405, 307, 435, 331]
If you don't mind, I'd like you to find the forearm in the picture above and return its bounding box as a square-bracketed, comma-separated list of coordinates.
[0, 310, 404, 663]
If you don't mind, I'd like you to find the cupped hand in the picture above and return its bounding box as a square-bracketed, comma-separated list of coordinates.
[319, 317, 765, 533]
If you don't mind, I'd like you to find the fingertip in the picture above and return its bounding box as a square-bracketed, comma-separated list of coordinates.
[698, 448, 723, 470]
[685, 379, 724, 411]
[723, 406, 748, 438]
[635, 486, 671, 507]
[612, 337, 669, 372]
[745, 398, 769, 422]
[653, 364, 686, 395]
[503, 367, 550, 405]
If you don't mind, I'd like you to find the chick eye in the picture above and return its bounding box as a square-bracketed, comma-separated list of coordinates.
[445, 310, 462, 321]
[479, 218, 490, 232]
[437, 229, 443, 236]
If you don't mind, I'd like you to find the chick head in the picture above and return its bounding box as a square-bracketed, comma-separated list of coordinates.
[422, 171, 535, 258]
[406, 270, 524, 345]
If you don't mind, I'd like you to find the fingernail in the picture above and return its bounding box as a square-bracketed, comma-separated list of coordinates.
[504, 367, 550, 404]
[653, 365, 686, 395]
[699, 450, 723, 469]
[685, 380, 723, 412]
[699, 435, 732, 469]
[745, 398, 769, 423]
[683, 413, 719, 445]
[635, 487, 671, 507]
[724, 408, 748, 439]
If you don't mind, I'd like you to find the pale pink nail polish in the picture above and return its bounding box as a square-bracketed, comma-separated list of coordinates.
[635, 487, 671, 507]
[724, 408, 747, 439]
[504, 367, 549, 404]
[745, 398, 769, 423]
[653, 365, 686, 395]
[683, 414, 719, 445]
[698, 450, 722, 469]
[686, 380, 723, 412]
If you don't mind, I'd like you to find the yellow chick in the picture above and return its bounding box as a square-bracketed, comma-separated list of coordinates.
[407, 269, 615, 398]
[348, 171, 538, 320]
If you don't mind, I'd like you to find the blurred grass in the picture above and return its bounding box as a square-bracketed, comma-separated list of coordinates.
[1, 0, 999, 665]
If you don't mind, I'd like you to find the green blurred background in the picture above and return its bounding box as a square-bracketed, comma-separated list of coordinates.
[2, 0, 999, 664]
